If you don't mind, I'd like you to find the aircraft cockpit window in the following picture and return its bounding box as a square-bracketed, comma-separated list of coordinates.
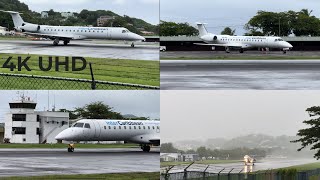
[122, 29, 129, 33]
[84, 123, 90, 129]
[73, 123, 84, 128]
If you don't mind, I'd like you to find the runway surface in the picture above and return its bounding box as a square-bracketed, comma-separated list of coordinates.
[161, 60, 320, 90]
[169, 159, 317, 174]
[0, 40, 159, 60]
[0, 148, 159, 177]
[161, 51, 320, 59]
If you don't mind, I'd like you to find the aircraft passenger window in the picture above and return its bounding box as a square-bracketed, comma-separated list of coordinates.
[85, 30, 87, 32]
[124, 126, 126, 129]
[101, 31, 104, 33]
[129, 126, 131, 129]
[138, 126, 141, 129]
[119, 126, 121, 129]
[81, 30, 83, 32]
[74, 123, 84, 128]
[84, 123, 90, 129]
[109, 126, 111, 129]
[89, 31, 91, 32]
[134, 126, 136, 129]
[157, 126, 160, 129]
[114, 126, 116, 129]
[152, 126, 155, 129]
[93, 31, 95, 32]
[104, 126, 106, 129]
[148, 126, 150, 129]
[143, 126, 145, 129]
[54, 29, 56, 31]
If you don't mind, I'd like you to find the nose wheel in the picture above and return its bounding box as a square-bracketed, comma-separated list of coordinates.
[53, 39, 59, 46]
[131, 42, 135, 48]
[67, 144, 75, 152]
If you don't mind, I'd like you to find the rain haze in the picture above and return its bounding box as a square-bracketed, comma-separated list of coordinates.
[161, 91, 320, 143]
[160, 0, 320, 35]
[0, 90, 160, 123]
[19, 0, 159, 25]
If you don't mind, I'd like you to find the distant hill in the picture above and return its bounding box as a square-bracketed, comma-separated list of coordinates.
[174, 134, 315, 158]
[0, 0, 158, 35]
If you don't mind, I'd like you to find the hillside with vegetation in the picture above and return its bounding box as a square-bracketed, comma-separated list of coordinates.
[0, 0, 158, 35]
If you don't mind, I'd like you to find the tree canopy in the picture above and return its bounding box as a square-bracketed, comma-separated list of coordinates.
[160, 21, 199, 36]
[291, 106, 320, 159]
[245, 9, 320, 36]
[221, 27, 236, 35]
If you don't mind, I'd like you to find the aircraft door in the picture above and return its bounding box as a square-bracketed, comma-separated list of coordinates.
[92, 120, 101, 140]
[156, 126, 160, 133]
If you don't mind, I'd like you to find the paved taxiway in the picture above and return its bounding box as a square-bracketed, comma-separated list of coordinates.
[0, 148, 159, 177]
[168, 159, 317, 174]
[0, 40, 159, 60]
[161, 60, 320, 90]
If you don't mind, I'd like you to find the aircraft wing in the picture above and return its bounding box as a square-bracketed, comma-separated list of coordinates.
[24, 32, 86, 40]
[197, 43, 253, 49]
[194, 43, 243, 48]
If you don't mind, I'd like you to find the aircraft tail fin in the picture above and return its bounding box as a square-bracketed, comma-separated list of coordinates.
[196, 22, 208, 37]
[0, 10, 25, 28]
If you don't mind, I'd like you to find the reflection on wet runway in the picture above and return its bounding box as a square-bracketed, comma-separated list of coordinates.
[161, 60, 320, 89]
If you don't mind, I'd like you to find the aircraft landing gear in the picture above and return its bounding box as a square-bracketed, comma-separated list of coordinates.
[239, 48, 244, 53]
[225, 47, 230, 53]
[67, 144, 75, 152]
[141, 145, 151, 152]
[283, 50, 287, 54]
[131, 42, 135, 48]
[53, 39, 59, 46]
[63, 40, 70, 46]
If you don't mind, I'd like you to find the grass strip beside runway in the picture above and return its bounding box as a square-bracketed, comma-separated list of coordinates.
[0, 143, 138, 148]
[0, 53, 159, 87]
[2, 172, 159, 180]
[282, 162, 320, 171]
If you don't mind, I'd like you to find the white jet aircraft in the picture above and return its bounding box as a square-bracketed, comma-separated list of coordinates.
[196, 23, 293, 54]
[55, 119, 160, 152]
[1, 10, 145, 47]
[243, 155, 256, 166]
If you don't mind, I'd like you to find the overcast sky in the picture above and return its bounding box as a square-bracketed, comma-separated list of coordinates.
[0, 90, 159, 123]
[161, 0, 320, 35]
[161, 91, 320, 143]
[19, 0, 159, 25]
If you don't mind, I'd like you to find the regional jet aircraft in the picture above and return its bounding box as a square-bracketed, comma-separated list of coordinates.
[1, 10, 145, 47]
[55, 119, 160, 152]
[196, 23, 293, 54]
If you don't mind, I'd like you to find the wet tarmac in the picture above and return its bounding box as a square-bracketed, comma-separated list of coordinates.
[0, 40, 159, 60]
[0, 148, 160, 177]
[161, 60, 320, 90]
[168, 159, 317, 174]
[161, 51, 320, 59]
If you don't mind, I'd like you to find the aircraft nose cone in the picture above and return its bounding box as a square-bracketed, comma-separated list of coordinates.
[55, 129, 71, 140]
[131, 33, 145, 41]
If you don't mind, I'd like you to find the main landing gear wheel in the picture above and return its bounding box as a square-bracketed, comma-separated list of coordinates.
[63, 40, 70, 46]
[283, 50, 287, 54]
[131, 42, 135, 48]
[67, 144, 75, 152]
[239, 48, 244, 53]
[141, 145, 151, 152]
[53, 39, 59, 46]
[225, 47, 230, 53]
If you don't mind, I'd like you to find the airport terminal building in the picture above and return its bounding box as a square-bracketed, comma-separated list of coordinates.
[4, 97, 69, 144]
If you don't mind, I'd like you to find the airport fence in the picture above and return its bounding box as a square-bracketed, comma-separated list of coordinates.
[160, 163, 320, 180]
[0, 73, 159, 90]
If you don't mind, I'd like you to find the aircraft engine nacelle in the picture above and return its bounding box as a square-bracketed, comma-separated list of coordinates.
[19, 24, 40, 32]
[201, 34, 219, 42]
[213, 35, 218, 41]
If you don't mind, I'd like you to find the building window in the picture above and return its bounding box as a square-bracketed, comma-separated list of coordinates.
[12, 114, 26, 121]
[12, 127, 26, 134]
[37, 128, 40, 135]
[37, 115, 40, 122]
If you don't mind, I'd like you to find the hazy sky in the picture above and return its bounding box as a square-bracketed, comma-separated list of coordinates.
[161, 91, 320, 143]
[19, 0, 159, 25]
[0, 90, 160, 123]
[161, 0, 320, 35]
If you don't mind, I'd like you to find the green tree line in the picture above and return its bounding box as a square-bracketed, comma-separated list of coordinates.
[161, 143, 266, 160]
